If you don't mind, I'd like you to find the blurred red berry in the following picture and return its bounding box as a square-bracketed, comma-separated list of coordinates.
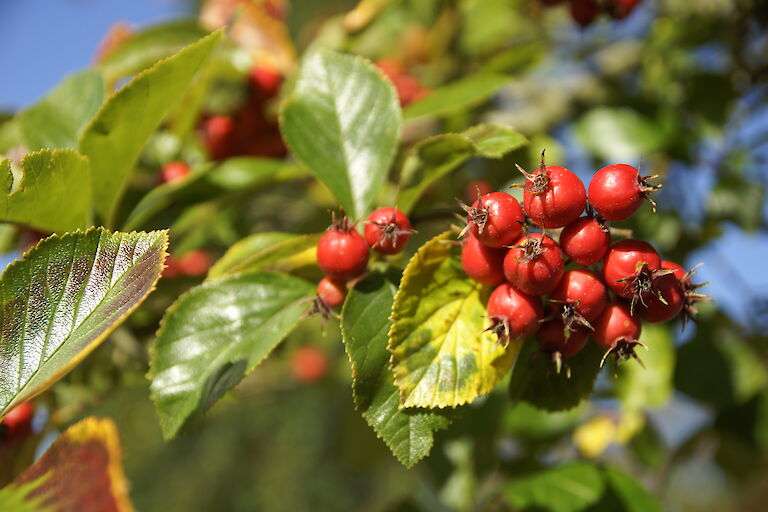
[316, 277, 347, 309]
[201, 115, 236, 160]
[161, 161, 191, 184]
[2, 402, 34, 439]
[291, 346, 329, 383]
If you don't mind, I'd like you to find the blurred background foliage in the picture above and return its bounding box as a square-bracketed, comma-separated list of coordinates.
[1, 0, 768, 510]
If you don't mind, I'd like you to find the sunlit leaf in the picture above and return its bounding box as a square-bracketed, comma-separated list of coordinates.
[388, 232, 518, 408]
[402, 73, 510, 121]
[0, 228, 168, 417]
[207, 232, 321, 279]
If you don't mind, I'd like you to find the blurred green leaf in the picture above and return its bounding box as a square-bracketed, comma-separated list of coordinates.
[402, 73, 510, 121]
[502, 402, 585, 441]
[207, 232, 321, 279]
[502, 462, 605, 512]
[388, 232, 518, 409]
[601, 466, 662, 512]
[398, 124, 526, 213]
[342, 271, 452, 467]
[508, 339, 603, 412]
[575, 108, 666, 162]
[16, 70, 104, 151]
[80, 30, 223, 225]
[0, 477, 50, 512]
[149, 271, 313, 439]
[99, 20, 209, 82]
[0, 228, 167, 417]
[0, 150, 91, 232]
[615, 324, 675, 411]
[281, 49, 401, 220]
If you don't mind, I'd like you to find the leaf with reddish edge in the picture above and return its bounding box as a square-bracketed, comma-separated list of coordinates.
[0, 228, 168, 418]
[0, 417, 135, 512]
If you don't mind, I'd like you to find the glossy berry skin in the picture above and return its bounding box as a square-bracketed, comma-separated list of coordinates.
[316, 277, 347, 309]
[487, 283, 544, 340]
[538, 321, 589, 358]
[559, 216, 610, 265]
[661, 260, 690, 286]
[503, 234, 565, 296]
[570, 0, 600, 27]
[639, 274, 685, 323]
[461, 233, 506, 286]
[523, 165, 586, 228]
[161, 161, 191, 183]
[589, 164, 646, 221]
[2, 402, 34, 439]
[602, 239, 661, 298]
[466, 192, 524, 248]
[549, 269, 607, 322]
[317, 227, 369, 282]
[364, 207, 412, 255]
[593, 302, 642, 352]
[291, 346, 328, 383]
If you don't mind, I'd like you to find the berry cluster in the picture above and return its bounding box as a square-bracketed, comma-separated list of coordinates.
[541, 0, 643, 27]
[461, 157, 706, 373]
[313, 208, 414, 316]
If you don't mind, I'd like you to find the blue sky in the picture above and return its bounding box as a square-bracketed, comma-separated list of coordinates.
[0, 0, 190, 111]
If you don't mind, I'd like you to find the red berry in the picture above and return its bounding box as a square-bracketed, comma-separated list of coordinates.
[317, 217, 369, 282]
[464, 180, 494, 203]
[163, 255, 183, 279]
[2, 402, 34, 439]
[602, 239, 661, 303]
[461, 233, 506, 286]
[570, 0, 600, 27]
[549, 269, 607, 328]
[178, 250, 213, 276]
[519, 163, 586, 228]
[593, 302, 644, 365]
[588, 164, 662, 221]
[317, 277, 347, 309]
[364, 207, 413, 255]
[661, 260, 690, 286]
[291, 346, 328, 383]
[638, 273, 686, 323]
[161, 161, 191, 184]
[605, 0, 642, 19]
[249, 65, 282, 100]
[559, 216, 611, 265]
[461, 192, 524, 248]
[486, 283, 544, 344]
[503, 233, 565, 296]
[538, 320, 589, 358]
[201, 115, 236, 160]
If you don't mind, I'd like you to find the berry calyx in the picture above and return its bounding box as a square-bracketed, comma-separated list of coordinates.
[503, 233, 565, 295]
[588, 164, 662, 221]
[537, 320, 589, 376]
[602, 239, 670, 311]
[459, 192, 524, 248]
[661, 260, 711, 326]
[485, 283, 543, 346]
[516, 155, 586, 228]
[291, 346, 329, 383]
[317, 215, 369, 282]
[461, 232, 507, 286]
[464, 180, 494, 203]
[161, 161, 191, 184]
[638, 272, 686, 323]
[549, 269, 607, 331]
[593, 302, 644, 367]
[559, 215, 611, 266]
[364, 207, 414, 255]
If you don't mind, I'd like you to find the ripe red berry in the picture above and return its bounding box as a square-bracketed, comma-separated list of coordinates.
[201, 115, 236, 161]
[464, 180, 494, 203]
[549, 269, 607, 330]
[178, 249, 213, 276]
[162, 255, 183, 279]
[538, 321, 589, 359]
[461, 192, 524, 248]
[588, 164, 662, 221]
[518, 162, 586, 228]
[503, 233, 565, 296]
[593, 302, 644, 366]
[638, 273, 686, 323]
[161, 161, 191, 184]
[316, 277, 347, 309]
[559, 216, 611, 265]
[291, 346, 329, 383]
[364, 207, 413, 255]
[249, 65, 282, 100]
[2, 402, 34, 439]
[661, 260, 690, 286]
[602, 239, 662, 307]
[570, 0, 600, 27]
[461, 233, 506, 287]
[486, 283, 544, 344]
[317, 217, 369, 282]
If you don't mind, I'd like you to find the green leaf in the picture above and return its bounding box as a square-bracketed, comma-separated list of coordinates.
[0, 477, 51, 512]
[207, 232, 321, 280]
[398, 124, 526, 213]
[574, 108, 666, 162]
[122, 157, 303, 230]
[402, 73, 510, 121]
[99, 20, 209, 82]
[0, 150, 91, 233]
[342, 271, 452, 467]
[503, 462, 605, 512]
[601, 466, 661, 512]
[79, 30, 223, 225]
[615, 324, 674, 411]
[508, 339, 603, 412]
[149, 271, 313, 439]
[16, 70, 105, 151]
[280, 49, 401, 220]
[0, 228, 168, 417]
[388, 232, 518, 408]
